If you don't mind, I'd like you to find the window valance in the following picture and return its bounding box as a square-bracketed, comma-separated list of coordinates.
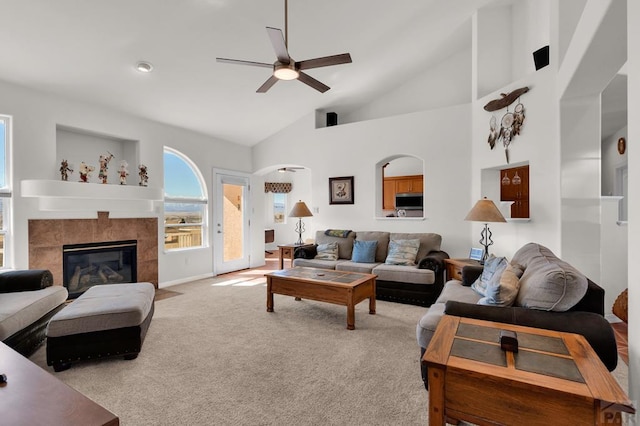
[264, 182, 292, 193]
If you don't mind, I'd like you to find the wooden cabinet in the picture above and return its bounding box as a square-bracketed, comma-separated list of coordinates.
[500, 165, 529, 218]
[382, 174, 423, 210]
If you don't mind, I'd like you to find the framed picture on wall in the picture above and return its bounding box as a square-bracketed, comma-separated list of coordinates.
[329, 176, 354, 205]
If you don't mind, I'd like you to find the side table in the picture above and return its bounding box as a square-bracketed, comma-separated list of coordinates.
[277, 243, 314, 269]
[444, 258, 481, 281]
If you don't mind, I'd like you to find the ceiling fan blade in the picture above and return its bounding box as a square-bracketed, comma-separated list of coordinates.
[216, 58, 273, 68]
[297, 53, 352, 70]
[257, 75, 279, 93]
[266, 27, 291, 64]
[297, 72, 330, 93]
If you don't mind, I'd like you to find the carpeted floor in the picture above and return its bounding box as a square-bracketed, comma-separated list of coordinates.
[29, 270, 431, 425]
[28, 267, 630, 425]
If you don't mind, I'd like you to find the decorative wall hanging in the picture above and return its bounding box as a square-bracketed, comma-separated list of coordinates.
[329, 176, 354, 205]
[484, 86, 529, 163]
[264, 182, 293, 193]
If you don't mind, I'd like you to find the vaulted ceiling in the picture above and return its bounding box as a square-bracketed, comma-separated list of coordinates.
[0, 0, 492, 146]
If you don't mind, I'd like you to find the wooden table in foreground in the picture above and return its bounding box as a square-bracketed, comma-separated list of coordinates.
[423, 315, 635, 426]
[0, 342, 119, 426]
[265, 267, 376, 330]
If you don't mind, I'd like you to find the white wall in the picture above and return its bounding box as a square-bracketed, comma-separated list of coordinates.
[0, 79, 253, 286]
[253, 104, 473, 258]
[342, 47, 472, 124]
[601, 126, 628, 196]
[626, 0, 639, 404]
[472, 68, 561, 258]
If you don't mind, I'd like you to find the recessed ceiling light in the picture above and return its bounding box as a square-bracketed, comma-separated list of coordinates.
[135, 61, 154, 73]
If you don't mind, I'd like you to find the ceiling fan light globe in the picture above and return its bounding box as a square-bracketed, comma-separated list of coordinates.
[273, 64, 299, 80]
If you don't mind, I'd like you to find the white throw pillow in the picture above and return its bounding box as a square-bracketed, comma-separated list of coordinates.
[384, 239, 420, 265]
[471, 255, 508, 296]
[314, 242, 339, 261]
[478, 263, 524, 306]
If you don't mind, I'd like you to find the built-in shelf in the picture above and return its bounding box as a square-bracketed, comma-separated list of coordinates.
[22, 180, 162, 200]
[21, 180, 162, 212]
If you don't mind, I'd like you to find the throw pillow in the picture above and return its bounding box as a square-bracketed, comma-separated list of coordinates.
[384, 239, 420, 265]
[314, 242, 339, 261]
[471, 255, 508, 296]
[478, 263, 525, 306]
[351, 240, 378, 263]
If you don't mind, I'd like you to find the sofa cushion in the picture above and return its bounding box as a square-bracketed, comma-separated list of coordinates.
[390, 233, 441, 261]
[351, 240, 378, 263]
[336, 261, 379, 274]
[0, 286, 68, 340]
[471, 255, 508, 296]
[435, 280, 483, 305]
[372, 264, 435, 285]
[315, 242, 339, 261]
[513, 243, 588, 311]
[315, 230, 355, 260]
[292, 258, 341, 270]
[385, 239, 420, 265]
[355, 231, 390, 262]
[478, 263, 524, 307]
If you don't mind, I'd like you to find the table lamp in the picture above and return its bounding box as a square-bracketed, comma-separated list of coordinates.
[464, 197, 506, 264]
[288, 200, 313, 245]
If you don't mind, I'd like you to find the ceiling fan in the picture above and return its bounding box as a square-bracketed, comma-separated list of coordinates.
[278, 167, 305, 173]
[216, 0, 352, 93]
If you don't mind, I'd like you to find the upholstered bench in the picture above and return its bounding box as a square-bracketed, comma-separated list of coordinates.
[46, 282, 155, 372]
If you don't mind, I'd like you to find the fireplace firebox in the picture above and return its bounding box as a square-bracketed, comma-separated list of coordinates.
[63, 240, 137, 299]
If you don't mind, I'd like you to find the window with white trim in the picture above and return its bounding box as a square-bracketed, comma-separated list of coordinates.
[163, 147, 207, 251]
[273, 193, 286, 224]
[0, 116, 11, 268]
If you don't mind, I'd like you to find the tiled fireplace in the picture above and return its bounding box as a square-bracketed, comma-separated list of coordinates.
[29, 212, 158, 289]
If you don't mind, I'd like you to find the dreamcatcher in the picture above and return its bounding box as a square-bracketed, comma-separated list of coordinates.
[484, 86, 529, 163]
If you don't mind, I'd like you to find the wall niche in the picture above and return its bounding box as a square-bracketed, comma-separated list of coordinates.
[56, 125, 138, 184]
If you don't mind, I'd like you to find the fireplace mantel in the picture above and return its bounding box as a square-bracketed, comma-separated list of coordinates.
[21, 179, 163, 211]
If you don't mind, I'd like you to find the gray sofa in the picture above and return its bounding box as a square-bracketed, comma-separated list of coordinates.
[0, 270, 68, 356]
[293, 230, 449, 306]
[416, 242, 618, 388]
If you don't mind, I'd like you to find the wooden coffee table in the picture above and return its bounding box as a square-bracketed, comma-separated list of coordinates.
[423, 315, 635, 425]
[265, 267, 376, 330]
[0, 342, 119, 425]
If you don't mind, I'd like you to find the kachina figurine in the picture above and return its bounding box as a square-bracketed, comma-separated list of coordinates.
[78, 162, 95, 183]
[138, 164, 149, 187]
[118, 160, 129, 185]
[98, 152, 114, 184]
[60, 159, 73, 181]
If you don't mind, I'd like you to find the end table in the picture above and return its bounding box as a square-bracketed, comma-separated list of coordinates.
[277, 243, 314, 269]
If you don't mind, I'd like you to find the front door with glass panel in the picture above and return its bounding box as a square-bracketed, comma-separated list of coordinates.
[213, 170, 250, 274]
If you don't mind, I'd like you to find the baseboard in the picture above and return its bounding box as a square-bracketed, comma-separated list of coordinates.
[159, 273, 213, 289]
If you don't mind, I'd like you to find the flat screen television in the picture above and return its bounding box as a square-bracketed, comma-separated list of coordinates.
[395, 193, 423, 210]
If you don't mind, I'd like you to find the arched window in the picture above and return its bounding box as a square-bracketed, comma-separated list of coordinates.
[163, 147, 207, 250]
[0, 116, 10, 268]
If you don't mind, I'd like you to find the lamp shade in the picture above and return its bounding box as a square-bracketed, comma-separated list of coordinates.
[464, 197, 506, 223]
[289, 200, 313, 218]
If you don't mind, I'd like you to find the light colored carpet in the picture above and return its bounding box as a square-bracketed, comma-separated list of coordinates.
[29, 270, 630, 425]
[30, 271, 430, 425]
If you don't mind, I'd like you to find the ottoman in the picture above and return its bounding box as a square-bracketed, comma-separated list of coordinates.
[46, 282, 155, 372]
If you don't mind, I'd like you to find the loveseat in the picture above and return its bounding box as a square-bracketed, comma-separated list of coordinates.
[416, 242, 618, 388]
[293, 230, 449, 306]
[0, 269, 68, 356]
